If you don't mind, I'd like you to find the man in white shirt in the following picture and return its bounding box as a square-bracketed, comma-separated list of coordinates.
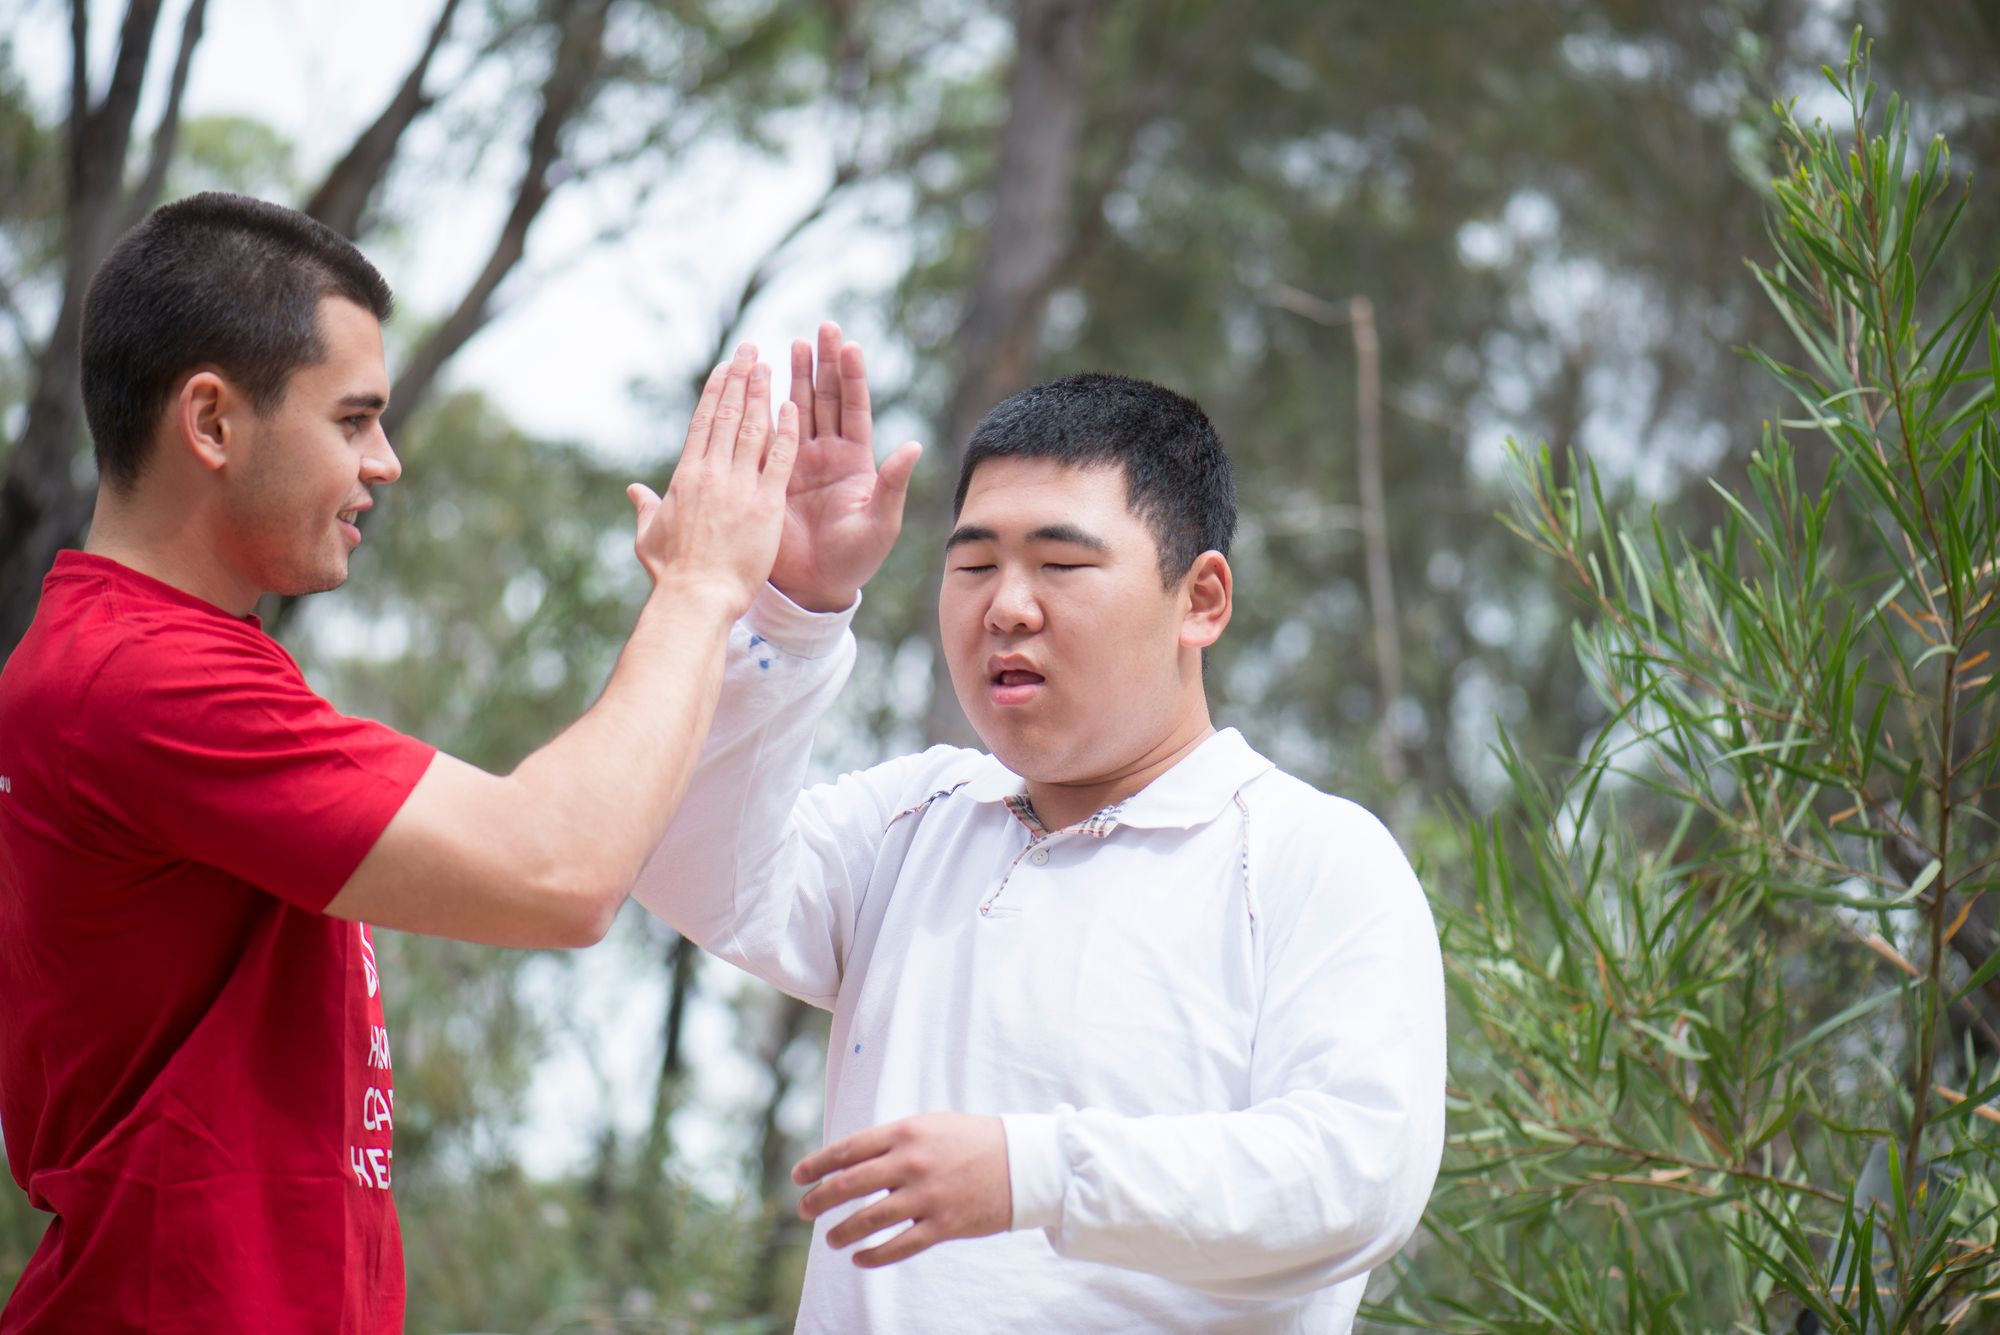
[635, 328, 1445, 1333]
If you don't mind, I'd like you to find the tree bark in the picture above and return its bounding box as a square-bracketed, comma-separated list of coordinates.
[0, 0, 172, 651]
[917, 0, 1101, 744]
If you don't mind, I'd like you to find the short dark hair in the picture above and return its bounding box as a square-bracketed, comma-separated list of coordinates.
[953, 372, 1236, 584]
[81, 191, 394, 489]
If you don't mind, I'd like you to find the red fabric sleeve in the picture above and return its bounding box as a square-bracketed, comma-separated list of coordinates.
[64, 617, 437, 913]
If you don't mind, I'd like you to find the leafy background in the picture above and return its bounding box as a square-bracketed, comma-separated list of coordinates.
[2, 1, 1997, 1330]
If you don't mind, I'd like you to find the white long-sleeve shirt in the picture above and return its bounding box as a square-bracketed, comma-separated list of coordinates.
[634, 587, 1446, 1333]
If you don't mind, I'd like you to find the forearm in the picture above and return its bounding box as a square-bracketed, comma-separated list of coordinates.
[504, 583, 738, 919]
[1001, 1090, 1440, 1298]
[633, 585, 861, 999]
[1002, 814, 1447, 1298]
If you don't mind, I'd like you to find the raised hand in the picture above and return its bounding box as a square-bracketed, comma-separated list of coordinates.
[627, 344, 798, 617]
[770, 322, 923, 612]
[793, 1112, 1012, 1267]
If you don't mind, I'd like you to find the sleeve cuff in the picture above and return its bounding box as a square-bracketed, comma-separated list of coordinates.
[745, 583, 859, 658]
[1000, 1112, 1068, 1232]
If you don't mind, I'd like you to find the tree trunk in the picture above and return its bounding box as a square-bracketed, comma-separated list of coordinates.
[917, 0, 1101, 744]
[745, 994, 819, 1319]
[0, 0, 171, 651]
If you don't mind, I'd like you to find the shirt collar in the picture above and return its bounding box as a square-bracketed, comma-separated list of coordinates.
[961, 728, 1275, 831]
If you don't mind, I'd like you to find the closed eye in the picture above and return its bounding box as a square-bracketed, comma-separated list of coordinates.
[1044, 563, 1091, 572]
[951, 563, 995, 574]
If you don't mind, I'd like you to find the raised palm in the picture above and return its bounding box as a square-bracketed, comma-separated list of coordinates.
[771, 323, 923, 612]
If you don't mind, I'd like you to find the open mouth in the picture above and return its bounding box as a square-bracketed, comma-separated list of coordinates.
[336, 504, 367, 544]
[989, 664, 1046, 705]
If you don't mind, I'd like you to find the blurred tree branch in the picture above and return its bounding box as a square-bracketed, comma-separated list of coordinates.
[304, 0, 465, 239]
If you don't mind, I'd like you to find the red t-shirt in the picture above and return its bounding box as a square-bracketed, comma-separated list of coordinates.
[0, 552, 436, 1333]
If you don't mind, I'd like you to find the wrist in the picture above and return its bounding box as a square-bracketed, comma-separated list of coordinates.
[998, 1112, 1067, 1232]
[773, 581, 859, 614]
[645, 574, 750, 624]
[746, 583, 858, 658]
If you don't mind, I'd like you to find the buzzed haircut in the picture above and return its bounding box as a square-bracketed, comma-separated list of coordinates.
[954, 372, 1237, 585]
[80, 191, 394, 489]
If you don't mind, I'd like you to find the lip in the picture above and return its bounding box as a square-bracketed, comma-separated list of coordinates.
[986, 653, 1046, 707]
[336, 501, 371, 548]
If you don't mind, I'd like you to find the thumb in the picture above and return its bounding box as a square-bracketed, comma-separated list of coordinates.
[628, 481, 662, 523]
[869, 441, 923, 527]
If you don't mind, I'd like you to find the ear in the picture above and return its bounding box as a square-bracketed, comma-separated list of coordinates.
[1178, 550, 1233, 651]
[174, 370, 236, 473]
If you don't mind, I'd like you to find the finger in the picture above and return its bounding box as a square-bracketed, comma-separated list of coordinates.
[679, 364, 728, 467]
[838, 339, 873, 450]
[854, 1220, 941, 1268]
[789, 339, 816, 441]
[627, 482, 661, 518]
[735, 363, 774, 475]
[800, 1151, 902, 1222]
[825, 1190, 919, 1251]
[764, 400, 800, 490]
[704, 343, 757, 459]
[794, 1124, 896, 1187]
[867, 440, 923, 529]
[813, 321, 842, 440]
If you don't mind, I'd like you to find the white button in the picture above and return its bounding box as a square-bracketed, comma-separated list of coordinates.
[1029, 847, 1050, 866]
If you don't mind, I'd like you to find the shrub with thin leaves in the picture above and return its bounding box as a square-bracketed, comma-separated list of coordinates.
[1372, 35, 2000, 1335]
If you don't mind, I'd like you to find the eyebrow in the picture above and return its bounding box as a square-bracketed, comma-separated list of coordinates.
[337, 393, 388, 412]
[944, 523, 1109, 552]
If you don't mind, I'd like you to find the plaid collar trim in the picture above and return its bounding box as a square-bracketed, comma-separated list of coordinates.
[1002, 793, 1126, 841]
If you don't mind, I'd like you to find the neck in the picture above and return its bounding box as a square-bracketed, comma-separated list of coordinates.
[1023, 705, 1217, 831]
[85, 490, 261, 617]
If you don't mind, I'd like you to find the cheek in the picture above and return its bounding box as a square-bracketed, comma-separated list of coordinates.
[937, 587, 982, 644]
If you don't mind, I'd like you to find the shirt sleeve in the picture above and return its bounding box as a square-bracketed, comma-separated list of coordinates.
[68, 621, 436, 914]
[631, 584, 941, 1008]
[998, 793, 1447, 1299]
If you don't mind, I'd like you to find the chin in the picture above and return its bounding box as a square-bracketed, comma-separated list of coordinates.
[972, 724, 1078, 785]
[265, 561, 349, 599]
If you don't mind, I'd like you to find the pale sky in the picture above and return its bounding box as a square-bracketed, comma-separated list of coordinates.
[14, 0, 925, 468]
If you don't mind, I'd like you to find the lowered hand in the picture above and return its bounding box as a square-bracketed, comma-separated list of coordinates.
[793, 1112, 1011, 1267]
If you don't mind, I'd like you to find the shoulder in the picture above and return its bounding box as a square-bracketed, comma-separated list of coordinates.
[84, 610, 304, 715]
[1237, 766, 1426, 915]
[1240, 766, 1397, 846]
[830, 744, 997, 823]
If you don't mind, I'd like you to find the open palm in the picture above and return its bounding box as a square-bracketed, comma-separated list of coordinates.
[771, 323, 922, 612]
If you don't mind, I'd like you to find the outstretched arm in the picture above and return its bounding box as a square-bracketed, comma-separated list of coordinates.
[323, 346, 798, 948]
[634, 323, 931, 1001]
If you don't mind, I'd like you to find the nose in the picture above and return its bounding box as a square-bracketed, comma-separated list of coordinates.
[362, 426, 402, 485]
[984, 567, 1043, 635]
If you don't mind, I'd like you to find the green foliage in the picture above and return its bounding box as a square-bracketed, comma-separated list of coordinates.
[1374, 39, 2000, 1333]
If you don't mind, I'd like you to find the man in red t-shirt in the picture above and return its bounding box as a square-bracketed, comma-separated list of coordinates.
[0, 193, 918, 1332]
